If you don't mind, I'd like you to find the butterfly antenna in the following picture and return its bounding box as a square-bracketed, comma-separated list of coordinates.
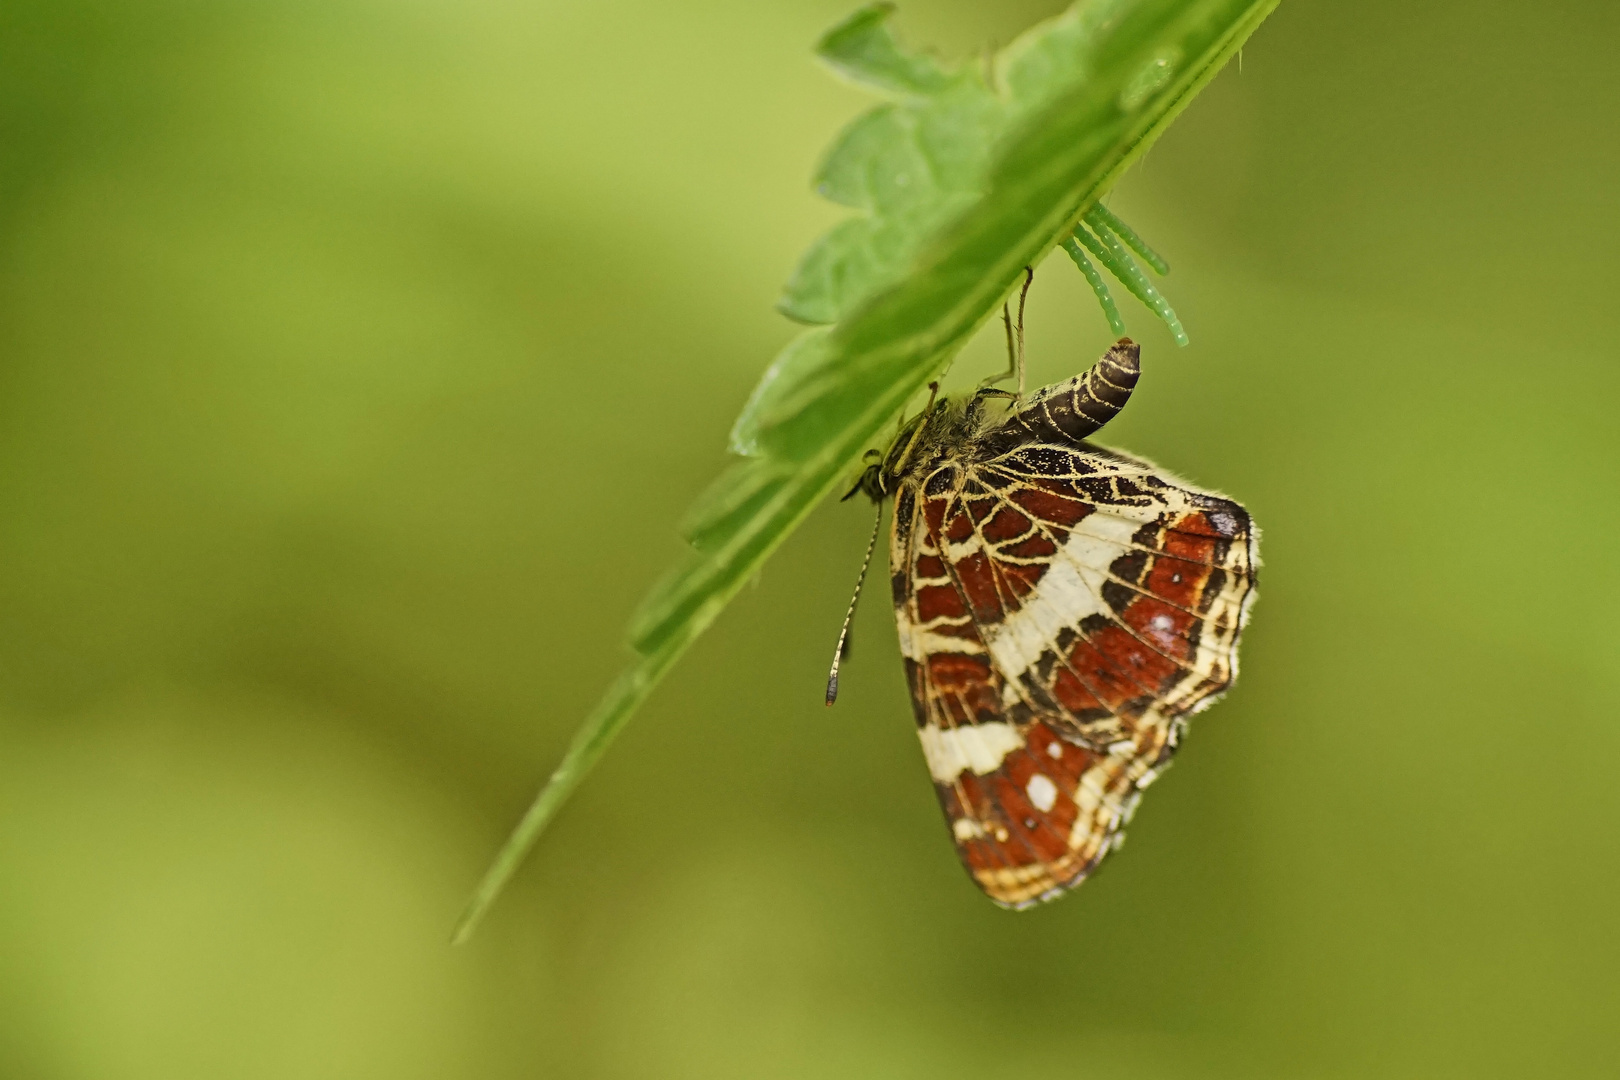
[826, 499, 884, 706]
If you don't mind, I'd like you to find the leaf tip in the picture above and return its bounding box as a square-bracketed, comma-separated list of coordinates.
[449, 872, 502, 946]
[814, 1, 954, 96]
[449, 911, 479, 947]
[815, 2, 898, 59]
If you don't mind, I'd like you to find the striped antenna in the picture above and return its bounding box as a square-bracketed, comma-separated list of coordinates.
[825, 500, 884, 705]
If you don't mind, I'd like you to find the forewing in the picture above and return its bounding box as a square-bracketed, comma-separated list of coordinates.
[967, 438, 1258, 735]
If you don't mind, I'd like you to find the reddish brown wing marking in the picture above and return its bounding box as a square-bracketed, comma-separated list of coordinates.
[971, 442, 1258, 726]
[935, 719, 1143, 907]
[891, 477, 1112, 905]
[892, 437, 1257, 908]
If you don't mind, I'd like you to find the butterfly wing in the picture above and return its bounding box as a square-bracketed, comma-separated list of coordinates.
[891, 419, 1257, 907]
[968, 438, 1259, 736]
[891, 479, 1124, 905]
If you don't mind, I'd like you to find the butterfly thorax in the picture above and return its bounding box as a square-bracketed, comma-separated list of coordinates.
[852, 391, 1012, 504]
[852, 334, 1149, 506]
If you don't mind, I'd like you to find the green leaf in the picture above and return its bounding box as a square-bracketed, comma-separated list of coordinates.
[454, 0, 1279, 944]
[816, 3, 958, 97]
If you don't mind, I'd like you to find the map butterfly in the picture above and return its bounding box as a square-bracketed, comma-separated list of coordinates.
[827, 290, 1258, 908]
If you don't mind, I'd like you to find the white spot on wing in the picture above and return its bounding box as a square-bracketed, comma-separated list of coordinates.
[952, 817, 985, 840]
[917, 722, 1024, 782]
[1025, 773, 1058, 812]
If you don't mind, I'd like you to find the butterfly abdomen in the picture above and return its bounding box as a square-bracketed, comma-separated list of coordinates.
[1071, 337, 1140, 428]
[1000, 337, 1141, 448]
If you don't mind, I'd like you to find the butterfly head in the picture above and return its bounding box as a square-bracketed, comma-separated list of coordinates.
[847, 394, 983, 506]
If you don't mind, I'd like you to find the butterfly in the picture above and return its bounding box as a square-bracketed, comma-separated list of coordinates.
[826, 288, 1258, 908]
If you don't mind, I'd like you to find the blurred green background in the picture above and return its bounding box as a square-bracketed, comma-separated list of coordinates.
[2, 0, 1617, 1076]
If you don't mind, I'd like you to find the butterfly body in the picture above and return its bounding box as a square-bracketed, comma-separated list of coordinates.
[862, 339, 1258, 907]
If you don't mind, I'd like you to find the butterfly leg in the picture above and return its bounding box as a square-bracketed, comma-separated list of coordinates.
[885, 381, 940, 481]
[984, 267, 1034, 396]
[965, 386, 1017, 426]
